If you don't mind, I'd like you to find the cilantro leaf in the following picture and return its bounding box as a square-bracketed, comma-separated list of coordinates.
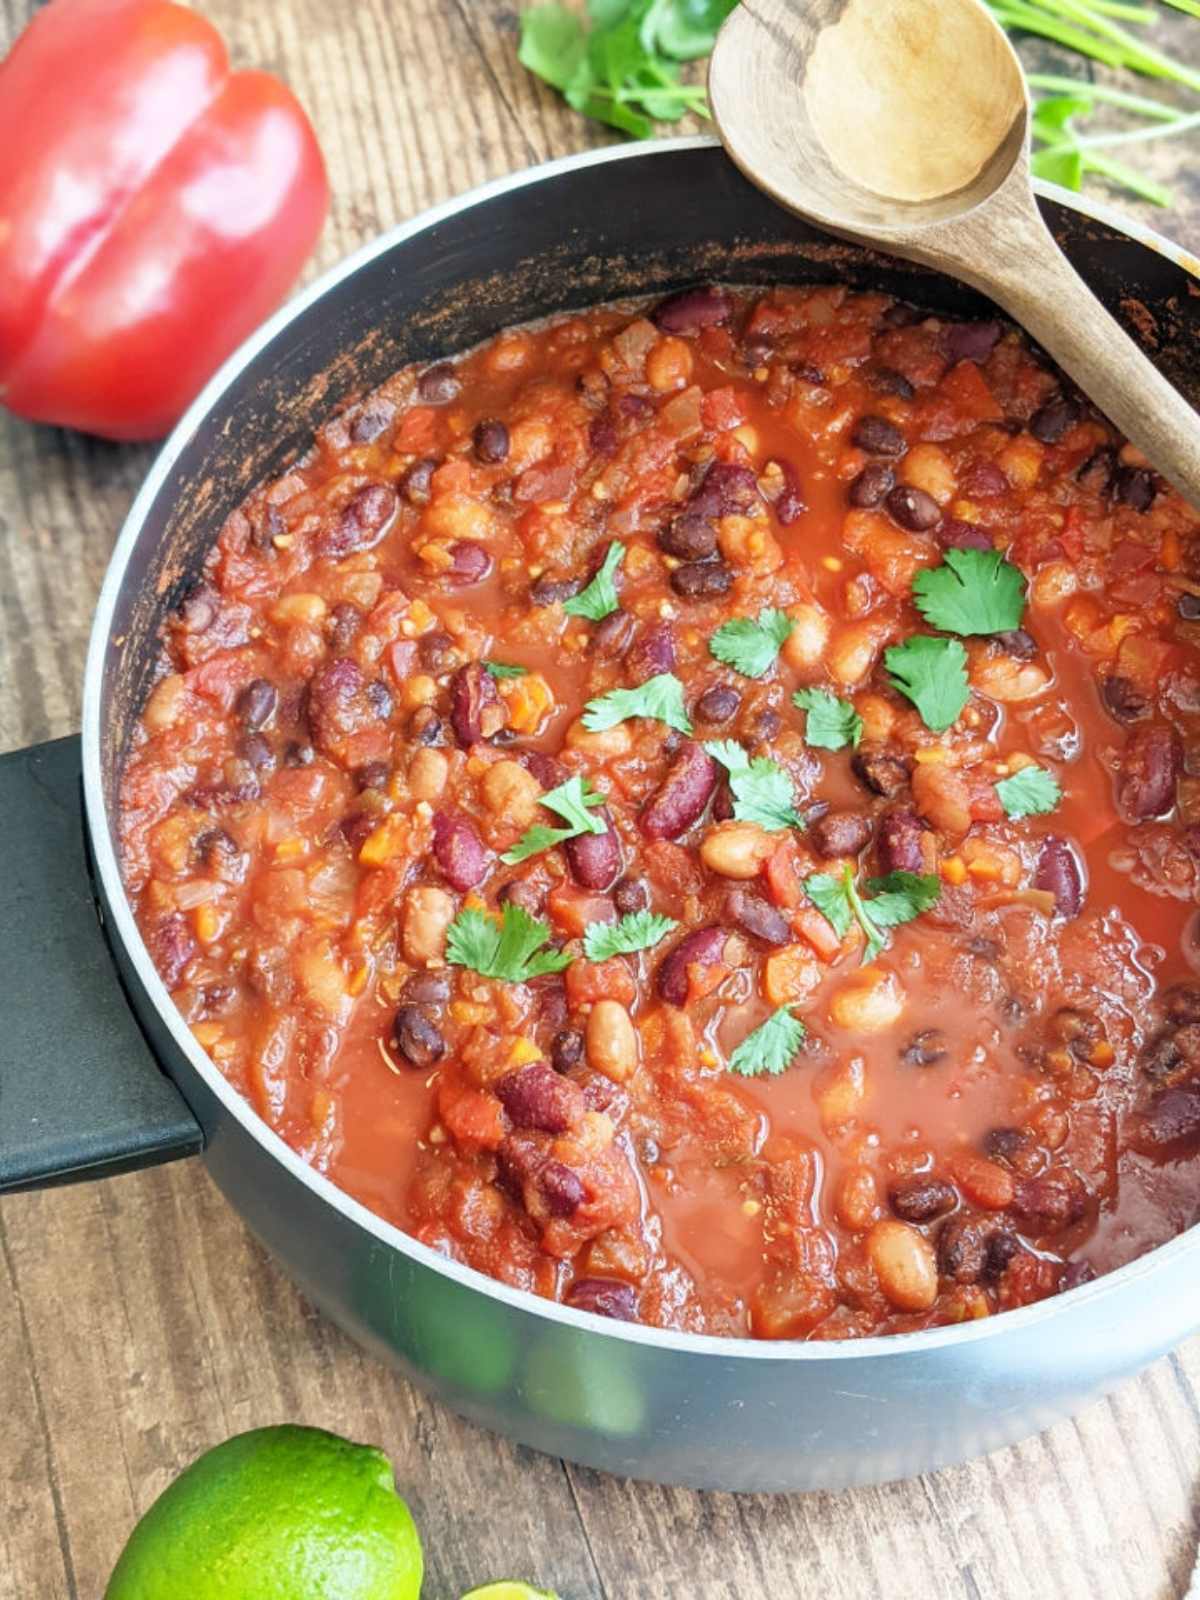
[709, 608, 794, 679]
[705, 740, 805, 832]
[583, 671, 692, 734]
[792, 687, 864, 751]
[804, 865, 941, 963]
[728, 1007, 808, 1077]
[564, 542, 625, 621]
[518, 5, 587, 91]
[485, 661, 528, 679]
[885, 636, 970, 733]
[996, 765, 1063, 820]
[912, 548, 1027, 637]
[501, 775, 607, 865]
[583, 910, 678, 961]
[446, 902, 572, 983]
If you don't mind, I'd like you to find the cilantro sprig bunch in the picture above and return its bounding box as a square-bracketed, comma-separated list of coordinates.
[446, 902, 571, 983]
[709, 608, 794, 679]
[705, 740, 805, 830]
[584, 910, 678, 961]
[519, 1, 738, 138]
[792, 687, 863, 752]
[502, 775, 607, 865]
[805, 865, 942, 963]
[565, 543, 625, 621]
[584, 671, 693, 734]
[728, 1007, 808, 1077]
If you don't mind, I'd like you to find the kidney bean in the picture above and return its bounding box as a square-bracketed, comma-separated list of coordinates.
[449, 541, 492, 584]
[566, 1278, 638, 1320]
[770, 459, 807, 524]
[564, 810, 622, 890]
[689, 460, 761, 518]
[886, 483, 941, 532]
[937, 518, 993, 552]
[148, 913, 198, 988]
[1131, 1086, 1200, 1159]
[473, 419, 510, 463]
[696, 684, 740, 724]
[530, 573, 584, 606]
[318, 482, 396, 559]
[627, 622, 677, 683]
[350, 403, 393, 443]
[851, 744, 909, 799]
[612, 877, 649, 916]
[1012, 1169, 1088, 1231]
[539, 1161, 586, 1217]
[517, 753, 563, 794]
[1076, 446, 1117, 494]
[1034, 836, 1083, 918]
[497, 878, 544, 918]
[418, 362, 461, 403]
[651, 285, 733, 334]
[496, 1060, 584, 1134]
[900, 1028, 948, 1067]
[869, 366, 915, 400]
[809, 810, 872, 859]
[306, 658, 379, 755]
[942, 319, 1002, 363]
[963, 459, 1009, 497]
[727, 888, 790, 946]
[876, 808, 928, 874]
[399, 456, 438, 505]
[283, 740, 315, 767]
[588, 414, 619, 456]
[592, 609, 635, 658]
[551, 1028, 585, 1074]
[1115, 464, 1157, 512]
[533, 975, 568, 1030]
[712, 778, 734, 822]
[641, 741, 718, 841]
[391, 1005, 447, 1069]
[851, 415, 906, 456]
[848, 461, 895, 507]
[889, 1177, 957, 1222]
[1060, 1260, 1096, 1293]
[402, 970, 451, 1006]
[670, 562, 733, 599]
[657, 924, 727, 1005]
[1116, 724, 1181, 819]
[432, 810, 490, 890]
[1029, 394, 1079, 444]
[659, 510, 718, 561]
[448, 662, 499, 747]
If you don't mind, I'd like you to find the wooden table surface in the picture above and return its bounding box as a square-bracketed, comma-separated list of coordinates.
[3, 4, 1200, 1596]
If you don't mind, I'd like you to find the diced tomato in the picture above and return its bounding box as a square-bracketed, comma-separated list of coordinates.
[764, 838, 805, 909]
[939, 359, 1003, 422]
[546, 885, 617, 939]
[437, 1080, 505, 1153]
[565, 958, 636, 1010]
[395, 407, 439, 453]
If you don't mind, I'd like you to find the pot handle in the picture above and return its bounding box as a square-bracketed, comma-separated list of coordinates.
[0, 736, 203, 1193]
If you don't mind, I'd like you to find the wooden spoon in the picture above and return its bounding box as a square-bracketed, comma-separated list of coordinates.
[709, 0, 1200, 506]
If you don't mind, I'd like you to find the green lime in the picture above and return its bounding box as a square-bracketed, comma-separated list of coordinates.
[104, 1425, 423, 1600]
[461, 1586, 560, 1599]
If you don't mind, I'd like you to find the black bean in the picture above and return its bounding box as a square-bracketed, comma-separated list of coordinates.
[1029, 395, 1079, 444]
[327, 602, 364, 650]
[1178, 593, 1200, 622]
[851, 744, 910, 799]
[937, 518, 993, 552]
[283, 740, 315, 767]
[417, 630, 454, 671]
[985, 1231, 1020, 1277]
[901, 1029, 947, 1067]
[727, 888, 791, 946]
[592, 610, 635, 658]
[449, 541, 492, 584]
[809, 811, 872, 859]
[747, 705, 782, 744]
[890, 1177, 957, 1222]
[993, 629, 1037, 661]
[1140, 1030, 1184, 1082]
[1115, 465, 1157, 512]
[239, 733, 275, 772]
[1101, 674, 1150, 724]
[474, 419, 510, 463]
[1165, 985, 1200, 1026]
[670, 561, 733, 599]
[886, 484, 942, 532]
[848, 461, 895, 507]
[552, 1029, 585, 1074]
[1060, 1260, 1096, 1293]
[539, 1161, 586, 1218]
[391, 1005, 446, 1068]
[399, 456, 437, 506]
[409, 707, 443, 745]
[180, 583, 218, 633]
[943, 320, 1002, 364]
[659, 510, 718, 561]
[417, 362, 460, 403]
[318, 483, 397, 559]
[350, 404, 393, 444]
[235, 678, 278, 732]
[612, 877, 649, 916]
[869, 366, 915, 400]
[851, 415, 906, 456]
[531, 574, 584, 606]
[402, 971, 451, 1005]
[982, 1127, 1030, 1166]
[195, 827, 239, 869]
[626, 621, 677, 683]
[696, 685, 741, 723]
[1076, 446, 1117, 494]
[367, 679, 393, 719]
[355, 760, 390, 791]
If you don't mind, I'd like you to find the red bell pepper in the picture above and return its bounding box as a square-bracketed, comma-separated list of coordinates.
[0, 0, 329, 440]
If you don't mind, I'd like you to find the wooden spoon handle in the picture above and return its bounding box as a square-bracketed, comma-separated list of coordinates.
[926, 190, 1200, 507]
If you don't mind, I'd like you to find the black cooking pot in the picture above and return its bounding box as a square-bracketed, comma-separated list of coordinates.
[4, 139, 1200, 1492]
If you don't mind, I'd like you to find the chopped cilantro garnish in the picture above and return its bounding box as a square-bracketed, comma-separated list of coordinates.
[564, 542, 625, 621]
[705, 739, 805, 832]
[709, 608, 794, 679]
[583, 671, 693, 735]
[727, 1007, 808, 1077]
[884, 635, 970, 733]
[912, 548, 1027, 637]
[792, 687, 864, 751]
[583, 910, 678, 962]
[501, 775, 607, 865]
[996, 765, 1063, 820]
[446, 901, 571, 983]
[804, 864, 941, 963]
[485, 661, 529, 678]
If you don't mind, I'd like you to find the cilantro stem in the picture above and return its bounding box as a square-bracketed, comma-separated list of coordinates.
[1027, 72, 1185, 119]
[1079, 147, 1175, 203]
[992, 0, 1200, 91]
[1163, 0, 1200, 15]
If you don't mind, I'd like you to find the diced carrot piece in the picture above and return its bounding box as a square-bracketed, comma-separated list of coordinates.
[546, 885, 616, 940]
[437, 1080, 505, 1152]
[791, 904, 843, 962]
[764, 838, 804, 909]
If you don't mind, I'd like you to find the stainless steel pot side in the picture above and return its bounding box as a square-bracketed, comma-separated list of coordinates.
[62, 138, 1200, 1492]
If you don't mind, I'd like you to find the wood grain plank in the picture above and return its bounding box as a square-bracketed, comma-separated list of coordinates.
[1, 2, 1200, 1597]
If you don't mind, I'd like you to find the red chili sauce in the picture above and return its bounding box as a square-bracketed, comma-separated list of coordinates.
[119, 284, 1200, 1339]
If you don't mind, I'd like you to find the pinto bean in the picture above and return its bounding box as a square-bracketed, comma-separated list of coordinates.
[449, 662, 499, 747]
[402, 885, 456, 965]
[1116, 724, 1181, 819]
[889, 1177, 957, 1222]
[851, 744, 909, 799]
[809, 810, 872, 859]
[496, 1060, 584, 1133]
[586, 1000, 640, 1081]
[640, 741, 718, 840]
[432, 811, 491, 891]
[652, 285, 734, 333]
[627, 622, 677, 683]
[727, 888, 791, 946]
[670, 561, 733, 599]
[391, 1005, 446, 1069]
[852, 415, 906, 456]
[1034, 836, 1083, 918]
[657, 925, 727, 1005]
[876, 809, 929, 874]
[566, 1277, 638, 1320]
[317, 482, 396, 558]
[867, 1219, 938, 1311]
[700, 821, 776, 879]
[564, 811, 622, 890]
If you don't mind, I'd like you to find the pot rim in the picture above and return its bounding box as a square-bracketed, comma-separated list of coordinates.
[83, 132, 1200, 1363]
